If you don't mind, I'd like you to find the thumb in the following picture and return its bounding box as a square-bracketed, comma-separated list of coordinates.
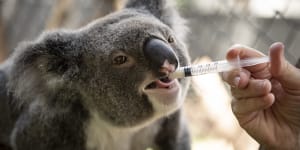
[269, 42, 300, 89]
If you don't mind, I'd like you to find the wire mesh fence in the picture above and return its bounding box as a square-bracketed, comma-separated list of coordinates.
[1, 0, 299, 64]
[179, 0, 300, 65]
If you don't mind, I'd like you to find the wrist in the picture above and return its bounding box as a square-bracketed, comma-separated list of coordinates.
[260, 144, 300, 150]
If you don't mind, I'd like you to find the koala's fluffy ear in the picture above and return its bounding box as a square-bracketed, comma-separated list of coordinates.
[125, 0, 187, 41]
[12, 32, 82, 82]
[6, 32, 83, 105]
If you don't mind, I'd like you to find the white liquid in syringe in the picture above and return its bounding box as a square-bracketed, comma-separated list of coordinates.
[169, 56, 269, 79]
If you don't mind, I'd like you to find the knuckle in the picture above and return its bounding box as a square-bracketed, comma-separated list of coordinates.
[230, 44, 244, 50]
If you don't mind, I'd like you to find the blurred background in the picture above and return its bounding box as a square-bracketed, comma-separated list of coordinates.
[0, 0, 300, 149]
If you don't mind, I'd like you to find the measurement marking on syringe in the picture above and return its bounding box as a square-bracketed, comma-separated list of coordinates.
[192, 62, 219, 75]
[169, 56, 270, 79]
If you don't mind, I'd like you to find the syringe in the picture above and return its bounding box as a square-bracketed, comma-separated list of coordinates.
[169, 56, 269, 79]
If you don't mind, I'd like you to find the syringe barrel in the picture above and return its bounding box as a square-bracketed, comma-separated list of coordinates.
[169, 56, 270, 79]
[169, 60, 236, 79]
[188, 60, 236, 76]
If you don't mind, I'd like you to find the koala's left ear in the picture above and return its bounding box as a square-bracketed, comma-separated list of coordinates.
[12, 32, 82, 81]
[125, 0, 184, 27]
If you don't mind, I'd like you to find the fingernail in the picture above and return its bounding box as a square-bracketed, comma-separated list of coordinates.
[233, 77, 240, 87]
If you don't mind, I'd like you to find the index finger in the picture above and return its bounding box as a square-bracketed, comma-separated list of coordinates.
[227, 44, 269, 75]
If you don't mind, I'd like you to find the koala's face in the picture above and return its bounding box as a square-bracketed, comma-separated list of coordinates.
[9, 9, 190, 127]
[75, 10, 190, 126]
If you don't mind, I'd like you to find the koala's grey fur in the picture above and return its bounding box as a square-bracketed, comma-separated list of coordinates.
[0, 0, 191, 150]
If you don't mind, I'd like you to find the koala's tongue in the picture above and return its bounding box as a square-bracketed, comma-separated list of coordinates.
[145, 77, 173, 89]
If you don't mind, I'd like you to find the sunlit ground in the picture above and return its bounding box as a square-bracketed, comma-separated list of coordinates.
[184, 56, 259, 150]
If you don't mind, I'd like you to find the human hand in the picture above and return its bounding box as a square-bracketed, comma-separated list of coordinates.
[222, 43, 300, 150]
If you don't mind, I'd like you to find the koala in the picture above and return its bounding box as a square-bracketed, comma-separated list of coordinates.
[0, 0, 191, 150]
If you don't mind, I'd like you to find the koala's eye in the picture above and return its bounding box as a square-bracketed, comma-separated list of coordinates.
[113, 55, 128, 65]
[111, 51, 135, 68]
[167, 35, 175, 43]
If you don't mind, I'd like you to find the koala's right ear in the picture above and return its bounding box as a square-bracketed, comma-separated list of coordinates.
[125, 0, 187, 42]
[11, 32, 82, 82]
[125, 0, 179, 26]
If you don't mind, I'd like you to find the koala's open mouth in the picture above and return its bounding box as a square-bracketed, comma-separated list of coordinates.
[145, 77, 175, 89]
[142, 76, 181, 106]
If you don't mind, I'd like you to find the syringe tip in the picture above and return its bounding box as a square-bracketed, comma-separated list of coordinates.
[169, 69, 185, 79]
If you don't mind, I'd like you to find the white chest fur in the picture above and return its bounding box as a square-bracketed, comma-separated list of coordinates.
[85, 112, 135, 150]
[85, 112, 162, 150]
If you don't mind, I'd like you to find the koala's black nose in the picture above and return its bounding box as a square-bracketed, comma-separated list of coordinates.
[143, 39, 179, 75]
